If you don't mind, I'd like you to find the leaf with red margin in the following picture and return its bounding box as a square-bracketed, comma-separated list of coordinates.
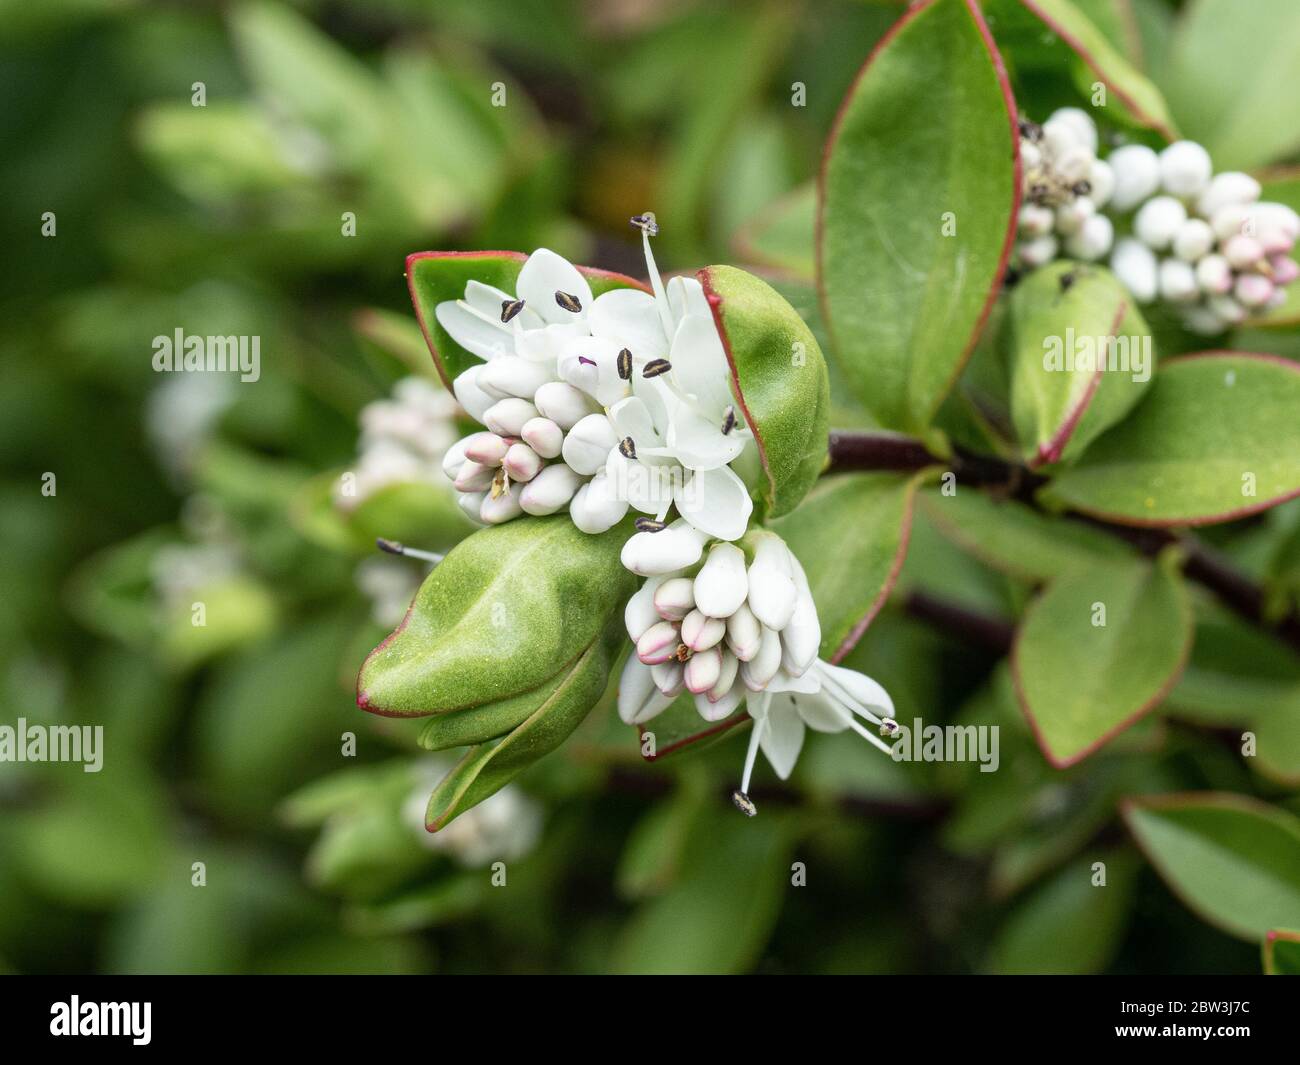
[1012, 548, 1191, 767]
[1008, 261, 1152, 467]
[1263, 928, 1300, 974]
[1012, 0, 1177, 140]
[699, 265, 830, 519]
[405, 250, 651, 388]
[819, 0, 1020, 437]
[1122, 792, 1300, 942]
[1040, 353, 1300, 527]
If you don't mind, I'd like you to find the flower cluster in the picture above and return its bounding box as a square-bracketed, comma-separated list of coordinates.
[618, 530, 896, 814]
[1016, 108, 1300, 332]
[335, 376, 461, 509]
[436, 219, 757, 548]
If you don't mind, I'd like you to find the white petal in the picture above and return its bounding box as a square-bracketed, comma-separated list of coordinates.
[654, 577, 695, 621]
[451, 365, 497, 421]
[791, 688, 852, 734]
[620, 519, 707, 577]
[515, 322, 587, 364]
[668, 313, 734, 413]
[693, 542, 749, 618]
[478, 356, 554, 400]
[681, 609, 726, 652]
[695, 683, 742, 722]
[462, 280, 542, 331]
[519, 463, 582, 515]
[666, 275, 710, 325]
[746, 533, 797, 630]
[588, 288, 669, 361]
[534, 381, 597, 429]
[479, 483, 523, 524]
[435, 301, 514, 362]
[675, 464, 752, 541]
[624, 576, 667, 641]
[725, 601, 761, 661]
[758, 697, 805, 780]
[558, 334, 633, 407]
[515, 249, 593, 325]
[619, 654, 674, 725]
[815, 660, 895, 721]
[569, 473, 628, 534]
[666, 400, 747, 471]
[561, 413, 617, 475]
[740, 624, 782, 691]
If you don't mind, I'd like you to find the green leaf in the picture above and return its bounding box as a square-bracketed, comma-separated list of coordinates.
[1012, 551, 1191, 766]
[637, 691, 747, 763]
[1015, 0, 1177, 139]
[358, 516, 635, 716]
[1008, 262, 1152, 466]
[423, 634, 618, 830]
[987, 852, 1137, 974]
[918, 486, 1131, 583]
[1162, 0, 1300, 170]
[820, 0, 1018, 434]
[698, 265, 830, 518]
[1043, 353, 1300, 526]
[1263, 929, 1300, 974]
[771, 472, 924, 660]
[1124, 793, 1300, 941]
[733, 182, 817, 280]
[405, 251, 649, 388]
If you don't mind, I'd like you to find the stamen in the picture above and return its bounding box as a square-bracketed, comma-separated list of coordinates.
[630, 213, 659, 237]
[731, 791, 757, 817]
[739, 711, 767, 797]
[632, 211, 677, 338]
[500, 298, 525, 323]
[634, 517, 667, 533]
[455, 299, 514, 334]
[673, 643, 693, 663]
[847, 718, 895, 756]
[812, 662, 885, 726]
[578, 355, 597, 367]
[879, 717, 899, 737]
[721, 405, 738, 435]
[375, 538, 444, 564]
[555, 290, 582, 314]
[617, 348, 633, 380]
[642, 359, 672, 378]
[618, 436, 637, 460]
[491, 467, 510, 500]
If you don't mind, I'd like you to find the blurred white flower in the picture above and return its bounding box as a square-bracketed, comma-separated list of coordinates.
[402, 759, 542, 868]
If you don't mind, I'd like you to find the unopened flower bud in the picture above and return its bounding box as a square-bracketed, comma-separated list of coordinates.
[1234, 273, 1275, 308]
[533, 381, 597, 430]
[740, 625, 783, 691]
[1223, 233, 1265, 270]
[483, 397, 539, 437]
[441, 435, 470, 479]
[1018, 235, 1059, 268]
[1172, 218, 1215, 262]
[725, 601, 762, 661]
[781, 588, 821, 677]
[746, 535, 798, 630]
[637, 620, 680, 665]
[1134, 196, 1187, 250]
[1270, 255, 1300, 286]
[685, 646, 722, 694]
[561, 413, 617, 475]
[621, 520, 708, 577]
[625, 575, 665, 642]
[1195, 253, 1233, 295]
[1208, 294, 1248, 324]
[1158, 140, 1212, 199]
[1158, 258, 1199, 303]
[520, 417, 563, 459]
[1046, 108, 1098, 154]
[693, 543, 749, 618]
[1087, 158, 1115, 209]
[1110, 238, 1159, 302]
[452, 365, 496, 421]
[1182, 306, 1226, 335]
[503, 442, 543, 482]
[478, 356, 553, 401]
[1064, 213, 1113, 261]
[1018, 204, 1054, 238]
[1211, 202, 1252, 242]
[457, 491, 486, 523]
[709, 649, 740, 701]
[1108, 144, 1160, 211]
[464, 432, 509, 466]
[479, 483, 523, 524]
[569, 472, 628, 534]
[1055, 196, 1095, 236]
[681, 609, 726, 652]
[454, 459, 495, 492]
[519, 462, 582, 515]
[618, 655, 672, 725]
[650, 660, 684, 697]
[1196, 172, 1261, 219]
[654, 577, 695, 621]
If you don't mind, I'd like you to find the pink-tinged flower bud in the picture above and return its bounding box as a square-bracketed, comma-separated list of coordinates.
[618, 655, 673, 725]
[479, 483, 523, 524]
[1208, 295, 1246, 325]
[1224, 234, 1265, 270]
[454, 459, 495, 492]
[681, 609, 726, 652]
[483, 397, 539, 437]
[1270, 255, 1300, 286]
[521, 417, 563, 459]
[1234, 273, 1275, 308]
[1054, 196, 1095, 236]
[725, 602, 761, 661]
[1087, 158, 1115, 209]
[1134, 196, 1186, 251]
[1158, 140, 1211, 199]
[654, 577, 695, 621]
[503, 442, 543, 482]
[709, 649, 740, 703]
[1255, 203, 1300, 256]
[693, 543, 749, 618]
[746, 534, 798, 630]
[561, 413, 616, 475]
[650, 660, 685, 697]
[1063, 213, 1113, 262]
[1158, 258, 1199, 303]
[1211, 203, 1252, 242]
[478, 356, 553, 400]
[1107, 144, 1160, 211]
[441, 435, 470, 479]
[451, 365, 495, 421]
[624, 575, 665, 642]
[637, 620, 680, 665]
[1172, 218, 1215, 262]
[1017, 235, 1058, 268]
[464, 432, 510, 466]
[695, 683, 743, 722]
[569, 473, 628, 534]
[1111, 238, 1159, 302]
[620, 520, 707, 577]
[456, 491, 486, 523]
[1196, 172, 1261, 219]
[533, 381, 597, 430]
[1195, 253, 1233, 295]
[685, 646, 722, 694]
[520, 463, 582, 516]
[1017, 204, 1055, 238]
[740, 626, 783, 692]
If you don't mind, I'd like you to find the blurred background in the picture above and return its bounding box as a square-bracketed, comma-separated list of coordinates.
[0, 0, 1291, 974]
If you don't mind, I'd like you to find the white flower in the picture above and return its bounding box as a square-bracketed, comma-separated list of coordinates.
[404, 759, 542, 868]
[1107, 144, 1161, 211]
[1158, 140, 1212, 200]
